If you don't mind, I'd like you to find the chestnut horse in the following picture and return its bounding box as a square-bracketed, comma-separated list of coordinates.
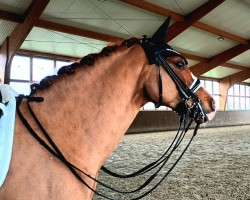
[0, 18, 215, 200]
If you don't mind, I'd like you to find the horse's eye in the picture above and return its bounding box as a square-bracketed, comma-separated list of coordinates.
[175, 61, 185, 69]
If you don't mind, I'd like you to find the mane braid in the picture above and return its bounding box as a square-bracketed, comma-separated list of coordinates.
[29, 38, 140, 96]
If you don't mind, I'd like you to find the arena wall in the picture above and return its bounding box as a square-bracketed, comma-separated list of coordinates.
[127, 110, 250, 133]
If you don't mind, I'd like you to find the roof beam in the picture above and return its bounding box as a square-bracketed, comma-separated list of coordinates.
[221, 63, 249, 71]
[120, 0, 184, 21]
[0, 10, 24, 23]
[2, 2, 248, 45]
[121, 0, 248, 45]
[35, 19, 124, 44]
[221, 69, 250, 85]
[189, 43, 250, 76]
[17, 49, 80, 62]
[3, 0, 50, 83]
[193, 21, 249, 45]
[167, 0, 225, 41]
[180, 51, 249, 71]
[180, 52, 207, 63]
[8, 0, 50, 57]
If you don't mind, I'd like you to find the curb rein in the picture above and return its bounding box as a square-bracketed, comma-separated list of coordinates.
[16, 36, 203, 200]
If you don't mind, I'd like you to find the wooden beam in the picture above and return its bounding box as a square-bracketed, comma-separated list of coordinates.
[0, 38, 9, 83]
[121, 0, 248, 45]
[180, 52, 208, 63]
[120, 0, 184, 21]
[3, 0, 50, 83]
[2, 1, 248, 46]
[222, 69, 250, 85]
[193, 21, 249, 45]
[219, 69, 250, 110]
[35, 19, 124, 44]
[8, 0, 50, 57]
[179, 51, 249, 71]
[167, 0, 225, 41]
[17, 49, 80, 62]
[0, 10, 24, 23]
[189, 43, 250, 76]
[221, 63, 249, 71]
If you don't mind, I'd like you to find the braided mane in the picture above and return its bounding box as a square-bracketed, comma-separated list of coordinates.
[30, 38, 139, 96]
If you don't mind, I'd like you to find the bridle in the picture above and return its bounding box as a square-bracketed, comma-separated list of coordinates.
[16, 35, 207, 200]
[139, 36, 207, 124]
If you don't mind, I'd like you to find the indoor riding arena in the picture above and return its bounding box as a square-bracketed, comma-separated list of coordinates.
[0, 1, 250, 200]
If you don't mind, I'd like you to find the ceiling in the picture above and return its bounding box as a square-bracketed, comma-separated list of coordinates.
[0, 0, 250, 83]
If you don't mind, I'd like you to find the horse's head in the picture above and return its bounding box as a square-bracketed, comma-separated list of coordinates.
[141, 17, 216, 124]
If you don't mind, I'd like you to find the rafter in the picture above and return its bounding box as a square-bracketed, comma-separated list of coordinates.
[180, 52, 249, 71]
[120, 0, 184, 21]
[8, 0, 50, 57]
[35, 20, 123, 44]
[221, 69, 250, 85]
[1, 2, 248, 46]
[0, 9, 23, 23]
[222, 63, 249, 71]
[120, 0, 248, 45]
[189, 43, 250, 76]
[167, 0, 225, 41]
[2, 0, 50, 83]
[17, 49, 80, 62]
[193, 22, 249, 45]
[180, 52, 207, 63]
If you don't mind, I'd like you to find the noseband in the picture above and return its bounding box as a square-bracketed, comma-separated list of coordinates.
[139, 36, 207, 124]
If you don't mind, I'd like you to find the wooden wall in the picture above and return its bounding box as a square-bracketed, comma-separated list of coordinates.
[127, 110, 250, 133]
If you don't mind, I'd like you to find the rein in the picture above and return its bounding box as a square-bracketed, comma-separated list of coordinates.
[16, 95, 200, 200]
[15, 35, 204, 199]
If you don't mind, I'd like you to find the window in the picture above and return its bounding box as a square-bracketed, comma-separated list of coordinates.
[201, 79, 220, 110]
[227, 84, 250, 110]
[56, 60, 71, 73]
[32, 58, 54, 82]
[10, 55, 31, 94]
[10, 54, 72, 95]
[10, 55, 30, 80]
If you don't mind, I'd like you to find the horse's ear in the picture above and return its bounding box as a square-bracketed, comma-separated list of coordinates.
[152, 16, 171, 44]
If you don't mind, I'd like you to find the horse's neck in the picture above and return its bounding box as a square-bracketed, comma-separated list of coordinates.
[28, 44, 148, 174]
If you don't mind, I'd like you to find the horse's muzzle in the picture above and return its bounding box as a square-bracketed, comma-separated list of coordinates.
[173, 99, 215, 124]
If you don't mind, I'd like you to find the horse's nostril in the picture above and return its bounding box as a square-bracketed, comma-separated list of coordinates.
[211, 99, 216, 111]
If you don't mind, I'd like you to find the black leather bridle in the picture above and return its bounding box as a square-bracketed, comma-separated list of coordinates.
[139, 35, 207, 124]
